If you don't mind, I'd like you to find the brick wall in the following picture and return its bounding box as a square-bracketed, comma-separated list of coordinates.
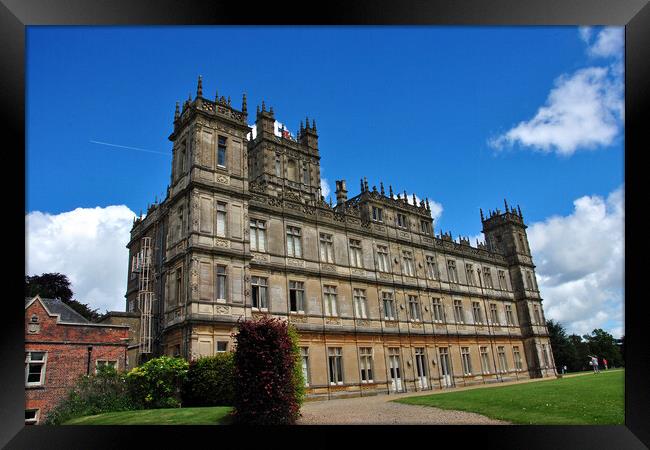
[25, 299, 129, 423]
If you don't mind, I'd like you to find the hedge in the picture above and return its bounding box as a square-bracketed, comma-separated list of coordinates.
[182, 353, 235, 407]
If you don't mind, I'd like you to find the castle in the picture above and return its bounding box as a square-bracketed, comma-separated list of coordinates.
[125, 76, 555, 399]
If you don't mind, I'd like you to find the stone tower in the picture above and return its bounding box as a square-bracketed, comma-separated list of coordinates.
[481, 202, 556, 377]
[247, 106, 321, 202]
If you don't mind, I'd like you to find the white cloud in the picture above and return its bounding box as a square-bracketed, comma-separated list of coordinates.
[320, 178, 331, 199]
[247, 120, 294, 140]
[489, 26, 623, 156]
[26, 206, 136, 313]
[527, 186, 624, 337]
[586, 27, 624, 59]
[489, 66, 623, 156]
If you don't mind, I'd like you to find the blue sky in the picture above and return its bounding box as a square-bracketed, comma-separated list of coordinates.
[25, 26, 624, 338]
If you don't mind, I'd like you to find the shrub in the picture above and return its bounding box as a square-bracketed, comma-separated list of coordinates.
[44, 365, 137, 425]
[233, 316, 300, 424]
[126, 355, 189, 409]
[182, 353, 235, 407]
[288, 324, 305, 408]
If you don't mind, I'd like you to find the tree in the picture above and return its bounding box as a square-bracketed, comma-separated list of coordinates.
[25, 273, 102, 322]
[568, 334, 591, 371]
[583, 328, 624, 368]
[547, 319, 580, 372]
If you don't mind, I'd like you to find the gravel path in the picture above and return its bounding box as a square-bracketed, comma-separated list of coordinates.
[296, 391, 508, 425]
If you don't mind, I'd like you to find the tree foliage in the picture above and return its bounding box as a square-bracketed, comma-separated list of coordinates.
[126, 356, 189, 409]
[548, 320, 624, 372]
[182, 353, 235, 407]
[233, 316, 301, 424]
[25, 272, 102, 322]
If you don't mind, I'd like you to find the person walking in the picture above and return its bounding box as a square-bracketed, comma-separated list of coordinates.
[603, 358, 608, 370]
[588, 355, 600, 373]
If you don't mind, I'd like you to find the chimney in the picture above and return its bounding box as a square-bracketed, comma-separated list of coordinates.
[335, 180, 348, 206]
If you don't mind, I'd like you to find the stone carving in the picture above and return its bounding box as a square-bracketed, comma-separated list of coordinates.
[216, 175, 230, 185]
[287, 258, 305, 267]
[215, 305, 231, 315]
[384, 321, 398, 328]
[356, 319, 371, 327]
[351, 268, 366, 276]
[290, 315, 308, 323]
[321, 264, 336, 272]
[325, 317, 341, 325]
[251, 252, 270, 262]
[399, 231, 409, 239]
[215, 239, 230, 248]
[379, 273, 391, 280]
[410, 322, 423, 328]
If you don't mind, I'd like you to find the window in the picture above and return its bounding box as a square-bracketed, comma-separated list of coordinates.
[274, 155, 282, 177]
[498, 270, 507, 290]
[250, 220, 266, 252]
[173, 344, 181, 357]
[525, 271, 535, 291]
[401, 251, 415, 276]
[541, 344, 550, 368]
[176, 268, 183, 305]
[465, 263, 476, 286]
[431, 298, 444, 322]
[179, 141, 186, 173]
[382, 292, 396, 320]
[353, 288, 368, 319]
[497, 346, 508, 373]
[513, 346, 523, 370]
[480, 347, 491, 374]
[328, 347, 343, 385]
[349, 239, 363, 268]
[414, 348, 427, 381]
[505, 304, 515, 325]
[472, 301, 483, 324]
[319, 233, 335, 263]
[533, 304, 542, 324]
[25, 409, 39, 426]
[25, 352, 47, 386]
[216, 202, 227, 237]
[461, 347, 473, 375]
[359, 347, 374, 382]
[216, 265, 227, 302]
[286, 226, 302, 258]
[251, 276, 268, 309]
[371, 206, 383, 222]
[453, 299, 464, 323]
[301, 347, 310, 386]
[216, 341, 228, 353]
[217, 136, 227, 167]
[408, 295, 421, 321]
[396, 213, 407, 228]
[447, 260, 458, 283]
[518, 234, 526, 253]
[95, 360, 117, 373]
[483, 267, 494, 288]
[377, 245, 390, 272]
[287, 159, 297, 181]
[323, 285, 338, 316]
[302, 163, 309, 184]
[177, 206, 184, 240]
[289, 281, 305, 313]
[420, 220, 431, 235]
[425, 255, 437, 279]
[489, 303, 499, 324]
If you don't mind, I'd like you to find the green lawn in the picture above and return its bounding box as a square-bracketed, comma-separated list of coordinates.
[63, 406, 233, 425]
[395, 369, 624, 425]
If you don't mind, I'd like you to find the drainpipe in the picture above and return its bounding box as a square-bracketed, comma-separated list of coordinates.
[86, 346, 93, 375]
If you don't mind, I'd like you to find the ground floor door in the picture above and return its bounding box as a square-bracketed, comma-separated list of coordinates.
[415, 348, 428, 389]
[439, 347, 453, 387]
[388, 348, 403, 392]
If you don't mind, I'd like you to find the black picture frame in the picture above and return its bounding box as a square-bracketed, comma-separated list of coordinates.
[4, 0, 648, 448]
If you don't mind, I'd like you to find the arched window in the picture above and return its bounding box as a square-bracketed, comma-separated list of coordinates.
[287, 159, 297, 181]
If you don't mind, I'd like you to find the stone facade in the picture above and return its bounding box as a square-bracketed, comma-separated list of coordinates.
[125, 78, 556, 400]
[25, 296, 129, 423]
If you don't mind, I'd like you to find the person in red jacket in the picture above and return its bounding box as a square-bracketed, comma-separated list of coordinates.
[603, 358, 608, 370]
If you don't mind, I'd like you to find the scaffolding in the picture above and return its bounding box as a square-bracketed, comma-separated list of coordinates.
[138, 236, 154, 354]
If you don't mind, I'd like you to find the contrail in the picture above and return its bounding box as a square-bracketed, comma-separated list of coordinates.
[89, 140, 170, 156]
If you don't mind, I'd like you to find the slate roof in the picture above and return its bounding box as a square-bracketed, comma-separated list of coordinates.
[25, 296, 90, 324]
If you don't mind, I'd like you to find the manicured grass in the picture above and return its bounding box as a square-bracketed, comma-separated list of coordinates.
[63, 406, 233, 425]
[395, 369, 624, 425]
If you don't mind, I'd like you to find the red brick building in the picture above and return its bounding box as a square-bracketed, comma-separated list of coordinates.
[24, 295, 130, 424]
